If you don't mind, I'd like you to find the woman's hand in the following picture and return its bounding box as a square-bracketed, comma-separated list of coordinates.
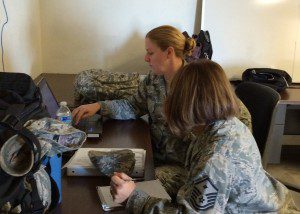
[110, 172, 136, 204]
[72, 102, 101, 125]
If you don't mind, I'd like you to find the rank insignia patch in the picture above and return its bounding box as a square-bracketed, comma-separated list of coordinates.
[189, 177, 218, 211]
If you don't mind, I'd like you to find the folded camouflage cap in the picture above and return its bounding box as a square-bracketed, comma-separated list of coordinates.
[88, 149, 135, 177]
[0, 133, 52, 177]
[25, 118, 86, 156]
[0, 134, 34, 177]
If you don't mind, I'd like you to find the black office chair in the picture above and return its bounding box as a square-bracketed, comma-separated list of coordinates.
[236, 82, 300, 199]
[235, 81, 280, 157]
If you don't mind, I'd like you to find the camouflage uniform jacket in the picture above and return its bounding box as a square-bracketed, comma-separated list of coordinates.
[100, 72, 252, 165]
[126, 117, 298, 213]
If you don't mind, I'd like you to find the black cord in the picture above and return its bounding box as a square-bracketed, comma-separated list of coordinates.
[1, 0, 8, 72]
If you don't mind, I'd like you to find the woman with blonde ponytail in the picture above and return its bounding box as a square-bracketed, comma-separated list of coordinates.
[72, 25, 252, 198]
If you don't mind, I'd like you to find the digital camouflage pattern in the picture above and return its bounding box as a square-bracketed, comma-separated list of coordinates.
[74, 69, 140, 103]
[25, 118, 86, 156]
[88, 149, 135, 177]
[237, 99, 253, 133]
[29, 167, 52, 211]
[154, 165, 188, 199]
[99, 72, 252, 195]
[126, 118, 299, 213]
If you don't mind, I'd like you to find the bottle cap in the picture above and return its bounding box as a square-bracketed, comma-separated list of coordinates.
[60, 101, 67, 106]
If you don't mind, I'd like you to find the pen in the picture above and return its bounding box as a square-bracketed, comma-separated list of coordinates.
[131, 177, 144, 182]
[114, 172, 132, 182]
[114, 172, 144, 182]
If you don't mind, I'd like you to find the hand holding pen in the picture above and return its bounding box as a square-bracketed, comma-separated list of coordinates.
[110, 172, 136, 204]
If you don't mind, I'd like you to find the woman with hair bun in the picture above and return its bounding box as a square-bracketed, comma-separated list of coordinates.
[72, 25, 252, 197]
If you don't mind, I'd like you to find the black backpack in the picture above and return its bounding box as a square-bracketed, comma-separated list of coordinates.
[0, 72, 49, 123]
[0, 72, 59, 213]
[183, 30, 213, 62]
[242, 68, 292, 92]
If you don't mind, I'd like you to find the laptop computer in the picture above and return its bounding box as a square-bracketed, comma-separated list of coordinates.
[37, 78, 103, 138]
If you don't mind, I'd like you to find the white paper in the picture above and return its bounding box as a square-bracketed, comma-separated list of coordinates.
[96, 179, 171, 211]
[64, 148, 146, 177]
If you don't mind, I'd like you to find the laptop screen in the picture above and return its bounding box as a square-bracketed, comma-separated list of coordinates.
[37, 78, 59, 118]
[37, 78, 102, 138]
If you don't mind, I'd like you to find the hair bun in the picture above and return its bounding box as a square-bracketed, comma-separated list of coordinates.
[184, 37, 196, 56]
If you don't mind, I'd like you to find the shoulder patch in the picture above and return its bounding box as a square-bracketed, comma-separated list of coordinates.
[189, 177, 218, 211]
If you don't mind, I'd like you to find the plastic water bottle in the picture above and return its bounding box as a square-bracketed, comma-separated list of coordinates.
[56, 101, 72, 125]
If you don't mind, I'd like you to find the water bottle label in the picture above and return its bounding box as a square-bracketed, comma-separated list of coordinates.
[58, 116, 72, 124]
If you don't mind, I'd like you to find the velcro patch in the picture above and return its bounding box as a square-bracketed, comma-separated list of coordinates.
[189, 177, 218, 211]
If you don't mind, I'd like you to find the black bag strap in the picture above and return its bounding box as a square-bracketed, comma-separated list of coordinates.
[26, 174, 45, 214]
[1, 103, 24, 128]
[20, 128, 42, 172]
[1, 102, 41, 158]
[0, 123, 41, 168]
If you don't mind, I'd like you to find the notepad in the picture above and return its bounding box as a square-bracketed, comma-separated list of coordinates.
[96, 179, 171, 211]
[64, 148, 146, 177]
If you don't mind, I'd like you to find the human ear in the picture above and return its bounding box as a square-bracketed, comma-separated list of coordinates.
[166, 47, 175, 58]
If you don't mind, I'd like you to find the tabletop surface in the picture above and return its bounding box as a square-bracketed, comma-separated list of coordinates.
[279, 88, 300, 105]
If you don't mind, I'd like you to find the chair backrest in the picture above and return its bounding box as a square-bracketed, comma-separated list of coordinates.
[235, 82, 280, 155]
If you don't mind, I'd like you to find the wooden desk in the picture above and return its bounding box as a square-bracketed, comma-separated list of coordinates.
[267, 88, 300, 164]
[37, 73, 155, 213]
[279, 88, 300, 105]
